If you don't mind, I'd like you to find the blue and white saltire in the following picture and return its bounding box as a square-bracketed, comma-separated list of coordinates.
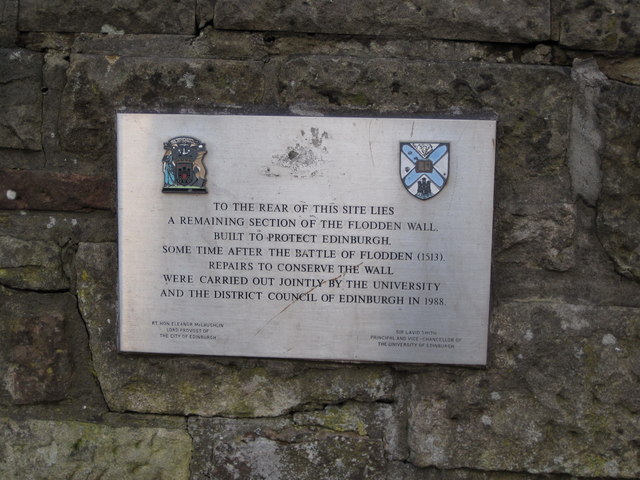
[400, 142, 449, 200]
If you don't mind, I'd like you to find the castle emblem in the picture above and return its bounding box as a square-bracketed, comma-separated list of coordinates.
[162, 136, 208, 193]
[400, 142, 449, 200]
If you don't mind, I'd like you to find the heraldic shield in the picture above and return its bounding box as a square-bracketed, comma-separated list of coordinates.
[162, 136, 208, 193]
[400, 142, 449, 200]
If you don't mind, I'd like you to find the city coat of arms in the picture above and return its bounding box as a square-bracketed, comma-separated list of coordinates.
[162, 136, 208, 193]
[400, 142, 449, 200]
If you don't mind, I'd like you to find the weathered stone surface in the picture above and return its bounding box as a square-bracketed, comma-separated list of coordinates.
[292, 402, 403, 459]
[75, 242, 393, 416]
[215, 0, 550, 43]
[3, 313, 71, 404]
[406, 301, 640, 477]
[556, 0, 640, 52]
[596, 81, 640, 281]
[0, 291, 74, 405]
[494, 202, 640, 307]
[0, 0, 17, 47]
[0, 48, 42, 150]
[0, 169, 112, 211]
[189, 415, 385, 480]
[598, 57, 640, 85]
[0, 211, 116, 243]
[567, 58, 607, 206]
[196, 0, 214, 30]
[41, 53, 70, 168]
[191, 27, 519, 64]
[87, 27, 516, 64]
[0, 417, 191, 479]
[278, 58, 575, 271]
[73, 33, 202, 58]
[20, 31, 76, 53]
[0, 236, 67, 290]
[386, 464, 549, 480]
[0, 288, 108, 414]
[58, 54, 265, 168]
[18, 0, 197, 35]
[0, 149, 46, 170]
[494, 199, 576, 272]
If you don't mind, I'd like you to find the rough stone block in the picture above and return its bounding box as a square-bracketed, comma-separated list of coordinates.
[556, 0, 640, 52]
[0, 288, 108, 413]
[0, 169, 112, 211]
[0, 418, 191, 479]
[18, 0, 197, 35]
[214, 0, 550, 43]
[0, 211, 116, 243]
[0, 291, 78, 405]
[196, 0, 214, 29]
[0, 48, 42, 150]
[494, 200, 576, 272]
[58, 54, 265, 168]
[596, 81, 640, 281]
[493, 202, 640, 308]
[292, 402, 403, 459]
[0, 236, 67, 290]
[406, 301, 640, 478]
[188, 416, 385, 479]
[385, 464, 547, 480]
[597, 57, 640, 86]
[74, 242, 393, 417]
[277, 58, 575, 270]
[0, 0, 18, 47]
[3, 313, 71, 404]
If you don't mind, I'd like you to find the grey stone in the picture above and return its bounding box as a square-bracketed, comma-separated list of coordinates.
[0, 48, 42, 150]
[406, 301, 640, 477]
[190, 27, 518, 64]
[494, 202, 640, 308]
[196, 0, 214, 30]
[20, 31, 76, 54]
[0, 211, 116, 243]
[292, 402, 403, 459]
[386, 463, 548, 480]
[41, 53, 70, 167]
[596, 81, 640, 281]
[214, 0, 550, 43]
[0, 0, 17, 47]
[74, 242, 393, 417]
[0, 291, 69, 405]
[277, 58, 575, 271]
[0, 288, 107, 413]
[556, 0, 640, 52]
[0, 236, 68, 291]
[520, 44, 553, 65]
[0, 417, 191, 479]
[188, 415, 385, 480]
[494, 201, 576, 272]
[2, 312, 71, 404]
[0, 149, 46, 170]
[567, 58, 607, 206]
[58, 54, 265, 169]
[18, 0, 197, 35]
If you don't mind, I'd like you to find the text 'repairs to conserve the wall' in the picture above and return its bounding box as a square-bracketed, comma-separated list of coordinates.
[117, 114, 496, 365]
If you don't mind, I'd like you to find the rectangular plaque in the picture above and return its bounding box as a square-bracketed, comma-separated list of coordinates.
[117, 113, 496, 365]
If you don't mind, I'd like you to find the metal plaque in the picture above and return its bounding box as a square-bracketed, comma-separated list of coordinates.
[117, 113, 496, 365]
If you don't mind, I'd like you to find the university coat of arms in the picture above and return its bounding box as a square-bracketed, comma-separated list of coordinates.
[400, 142, 449, 200]
[162, 136, 208, 193]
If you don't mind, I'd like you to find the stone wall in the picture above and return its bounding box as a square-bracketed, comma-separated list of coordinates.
[1, 1, 639, 479]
